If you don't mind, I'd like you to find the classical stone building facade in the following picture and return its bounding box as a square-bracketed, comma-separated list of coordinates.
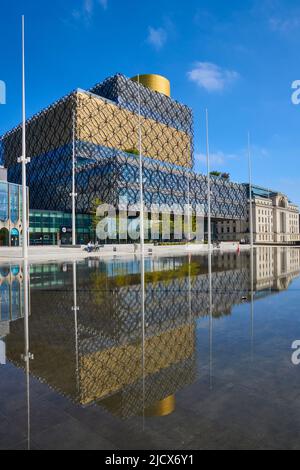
[216, 185, 300, 245]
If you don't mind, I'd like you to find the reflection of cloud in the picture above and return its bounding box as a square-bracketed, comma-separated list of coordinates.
[147, 27, 167, 50]
[187, 62, 239, 92]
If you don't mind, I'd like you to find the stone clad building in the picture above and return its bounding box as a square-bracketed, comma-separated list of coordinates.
[217, 185, 300, 245]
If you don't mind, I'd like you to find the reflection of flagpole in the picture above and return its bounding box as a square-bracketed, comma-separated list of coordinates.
[248, 132, 254, 360]
[250, 245, 254, 361]
[141, 248, 146, 430]
[188, 254, 192, 325]
[22, 258, 32, 450]
[208, 245, 213, 390]
[206, 109, 213, 389]
[72, 261, 80, 395]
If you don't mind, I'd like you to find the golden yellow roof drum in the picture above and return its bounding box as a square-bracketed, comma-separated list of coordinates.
[144, 395, 175, 417]
[131, 74, 171, 97]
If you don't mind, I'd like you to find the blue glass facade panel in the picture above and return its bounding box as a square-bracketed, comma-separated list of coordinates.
[0, 181, 8, 221]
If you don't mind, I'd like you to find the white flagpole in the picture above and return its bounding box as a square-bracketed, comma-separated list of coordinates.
[137, 75, 144, 252]
[187, 169, 190, 243]
[206, 109, 212, 249]
[248, 132, 253, 248]
[19, 15, 29, 258]
[71, 111, 77, 245]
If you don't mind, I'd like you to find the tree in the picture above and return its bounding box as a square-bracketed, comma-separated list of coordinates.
[210, 171, 221, 178]
[210, 171, 230, 181]
[125, 147, 139, 156]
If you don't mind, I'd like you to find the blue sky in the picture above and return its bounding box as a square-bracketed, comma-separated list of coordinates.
[1, 0, 300, 202]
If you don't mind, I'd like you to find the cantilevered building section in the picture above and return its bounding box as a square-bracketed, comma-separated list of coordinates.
[0, 73, 247, 244]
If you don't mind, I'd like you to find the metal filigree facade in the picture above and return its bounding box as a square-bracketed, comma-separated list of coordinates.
[6, 254, 250, 414]
[0, 74, 247, 224]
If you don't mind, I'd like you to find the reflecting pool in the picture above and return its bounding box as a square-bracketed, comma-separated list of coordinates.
[0, 247, 300, 449]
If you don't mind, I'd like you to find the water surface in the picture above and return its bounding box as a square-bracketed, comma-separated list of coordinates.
[0, 247, 300, 450]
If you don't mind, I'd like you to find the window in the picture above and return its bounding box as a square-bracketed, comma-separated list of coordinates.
[9, 184, 19, 223]
[0, 182, 8, 222]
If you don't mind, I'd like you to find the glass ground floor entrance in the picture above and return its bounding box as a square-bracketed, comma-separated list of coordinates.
[29, 210, 94, 246]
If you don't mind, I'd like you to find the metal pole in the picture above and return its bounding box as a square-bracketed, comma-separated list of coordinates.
[250, 241, 254, 361]
[206, 109, 213, 389]
[137, 75, 146, 429]
[187, 169, 190, 244]
[137, 75, 144, 252]
[247, 133, 254, 360]
[248, 132, 253, 248]
[206, 109, 212, 249]
[23, 258, 32, 450]
[72, 110, 77, 246]
[20, 16, 29, 258]
[72, 261, 80, 395]
[141, 248, 146, 430]
[208, 242, 213, 390]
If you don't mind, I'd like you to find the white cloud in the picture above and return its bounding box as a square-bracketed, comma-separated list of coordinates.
[84, 0, 93, 16]
[269, 16, 300, 33]
[196, 151, 238, 166]
[147, 27, 167, 50]
[98, 0, 108, 10]
[72, 0, 108, 23]
[187, 62, 239, 92]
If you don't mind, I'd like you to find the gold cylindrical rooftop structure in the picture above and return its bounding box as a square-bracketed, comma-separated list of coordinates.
[131, 74, 171, 97]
